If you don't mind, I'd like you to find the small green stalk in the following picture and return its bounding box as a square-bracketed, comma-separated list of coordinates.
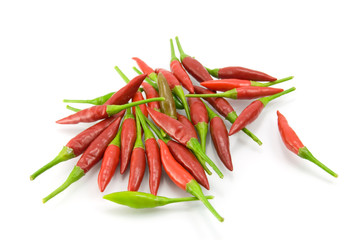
[115, 66, 144, 92]
[30, 146, 76, 181]
[124, 107, 134, 120]
[205, 67, 219, 78]
[173, 85, 191, 120]
[42, 166, 85, 203]
[298, 147, 338, 178]
[144, 117, 170, 142]
[174, 36, 190, 62]
[109, 124, 122, 148]
[251, 76, 294, 87]
[186, 89, 238, 99]
[195, 122, 208, 153]
[133, 113, 144, 149]
[63, 92, 115, 105]
[105, 97, 164, 116]
[258, 87, 296, 106]
[135, 106, 154, 141]
[170, 39, 179, 63]
[204, 102, 219, 120]
[66, 105, 81, 112]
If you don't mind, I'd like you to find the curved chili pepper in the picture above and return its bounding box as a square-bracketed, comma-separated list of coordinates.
[206, 66, 277, 82]
[103, 191, 214, 209]
[200, 76, 294, 92]
[158, 139, 224, 222]
[120, 108, 136, 174]
[187, 86, 284, 100]
[128, 114, 146, 191]
[56, 97, 164, 124]
[193, 85, 262, 145]
[277, 111, 338, 177]
[141, 82, 161, 111]
[155, 68, 191, 120]
[147, 107, 223, 178]
[97, 126, 121, 192]
[132, 57, 158, 82]
[63, 92, 115, 105]
[229, 87, 296, 136]
[175, 36, 214, 83]
[205, 103, 233, 171]
[188, 97, 209, 153]
[170, 39, 194, 93]
[42, 116, 122, 203]
[136, 106, 161, 195]
[158, 72, 177, 119]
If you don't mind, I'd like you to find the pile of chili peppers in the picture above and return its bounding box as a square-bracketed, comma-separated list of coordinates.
[30, 36, 338, 222]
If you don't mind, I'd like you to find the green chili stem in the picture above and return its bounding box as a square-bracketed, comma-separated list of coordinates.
[133, 113, 144, 149]
[195, 122, 208, 153]
[144, 117, 169, 143]
[136, 106, 155, 141]
[114, 66, 130, 83]
[251, 76, 294, 87]
[175, 36, 190, 61]
[66, 105, 81, 112]
[259, 87, 296, 106]
[205, 67, 219, 78]
[173, 85, 191, 120]
[170, 39, 179, 63]
[63, 92, 115, 106]
[106, 97, 165, 116]
[109, 124, 122, 147]
[203, 102, 219, 120]
[186, 89, 237, 99]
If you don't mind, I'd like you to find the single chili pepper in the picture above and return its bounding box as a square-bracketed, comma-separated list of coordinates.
[170, 39, 194, 93]
[30, 111, 124, 181]
[136, 106, 161, 195]
[204, 103, 233, 171]
[155, 68, 191, 120]
[132, 57, 158, 82]
[145, 116, 211, 185]
[97, 126, 122, 192]
[119, 108, 136, 174]
[158, 139, 224, 222]
[193, 85, 262, 145]
[128, 114, 146, 191]
[277, 111, 338, 178]
[147, 107, 223, 178]
[175, 36, 214, 83]
[103, 191, 214, 209]
[187, 86, 284, 100]
[63, 92, 115, 105]
[229, 87, 296, 136]
[157, 72, 177, 119]
[141, 82, 161, 111]
[206, 66, 277, 82]
[188, 97, 209, 153]
[200, 76, 294, 92]
[56, 97, 164, 124]
[42, 116, 122, 203]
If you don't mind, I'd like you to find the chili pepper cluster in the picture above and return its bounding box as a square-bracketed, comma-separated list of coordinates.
[30, 36, 337, 222]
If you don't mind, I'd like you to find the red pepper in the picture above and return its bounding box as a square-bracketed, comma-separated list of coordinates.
[132, 57, 158, 82]
[229, 87, 296, 136]
[188, 97, 209, 153]
[193, 85, 262, 145]
[120, 108, 137, 174]
[175, 36, 214, 83]
[42, 116, 122, 203]
[206, 66, 277, 82]
[97, 126, 121, 192]
[176, 113, 198, 140]
[200, 76, 294, 92]
[170, 39, 194, 93]
[158, 139, 224, 222]
[141, 82, 161, 111]
[277, 111, 338, 177]
[205, 103, 233, 171]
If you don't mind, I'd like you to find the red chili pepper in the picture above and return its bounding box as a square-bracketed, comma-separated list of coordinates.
[170, 39, 194, 93]
[200, 76, 294, 92]
[188, 97, 209, 153]
[147, 107, 223, 178]
[206, 66, 277, 82]
[187, 86, 284, 100]
[205, 103, 233, 171]
[141, 82, 161, 111]
[119, 108, 136, 174]
[176, 113, 198, 140]
[97, 126, 121, 192]
[42, 116, 122, 203]
[229, 87, 296, 136]
[132, 57, 158, 82]
[175, 36, 214, 83]
[193, 85, 262, 145]
[158, 139, 224, 222]
[277, 111, 338, 177]
[128, 114, 146, 191]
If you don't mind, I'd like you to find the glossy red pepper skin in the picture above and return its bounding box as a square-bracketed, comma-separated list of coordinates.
[128, 147, 146, 191]
[236, 87, 282, 99]
[188, 97, 209, 124]
[145, 138, 161, 195]
[120, 113, 137, 174]
[213, 66, 277, 82]
[56, 105, 108, 124]
[141, 82, 160, 111]
[132, 91, 148, 117]
[132, 57, 155, 77]
[98, 144, 120, 192]
[171, 60, 194, 93]
[182, 56, 213, 83]
[201, 79, 253, 91]
[176, 113, 198, 140]
[155, 68, 180, 90]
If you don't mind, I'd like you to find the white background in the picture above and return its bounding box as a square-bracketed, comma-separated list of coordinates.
[1, 1, 360, 239]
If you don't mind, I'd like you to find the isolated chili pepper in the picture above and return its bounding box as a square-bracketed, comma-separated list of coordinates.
[56, 97, 164, 124]
[158, 72, 177, 119]
[175, 36, 214, 83]
[63, 92, 115, 105]
[136, 106, 161, 195]
[155, 68, 191, 120]
[200, 76, 294, 92]
[229, 87, 296, 136]
[170, 39, 194, 93]
[277, 111, 338, 177]
[42, 116, 122, 203]
[188, 97, 209, 153]
[187, 86, 284, 100]
[128, 114, 146, 191]
[103, 191, 214, 209]
[147, 107, 223, 178]
[205, 103, 233, 171]
[141, 82, 161, 111]
[158, 139, 224, 222]
[193, 85, 262, 145]
[119, 108, 136, 174]
[132, 57, 158, 82]
[97, 126, 121, 192]
[206, 66, 277, 82]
